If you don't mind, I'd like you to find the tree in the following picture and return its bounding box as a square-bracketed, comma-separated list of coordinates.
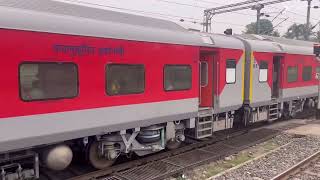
[244, 19, 279, 36]
[284, 23, 313, 40]
[316, 31, 320, 42]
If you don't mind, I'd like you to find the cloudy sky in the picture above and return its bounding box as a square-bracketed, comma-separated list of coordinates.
[59, 0, 320, 35]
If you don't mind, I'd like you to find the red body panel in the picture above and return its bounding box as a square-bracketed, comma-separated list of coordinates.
[199, 48, 243, 108]
[217, 48, 244, 95]
[0, 29, 199, 118]
[281, 54, 319, 89]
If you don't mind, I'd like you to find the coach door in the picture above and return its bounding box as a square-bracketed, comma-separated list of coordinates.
[200, 52, 214, 107]
[272, 56, 282, 98]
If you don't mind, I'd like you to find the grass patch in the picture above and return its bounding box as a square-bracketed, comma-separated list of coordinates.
[204, 152, 253, 178]
[261, 141, 279, 151]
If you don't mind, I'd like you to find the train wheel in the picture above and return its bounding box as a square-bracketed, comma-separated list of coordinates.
[166, 140, 181, 150]
[88, 141, 115, 169]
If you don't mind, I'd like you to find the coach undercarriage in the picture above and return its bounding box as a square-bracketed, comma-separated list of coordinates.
[0, 96, 318, 180]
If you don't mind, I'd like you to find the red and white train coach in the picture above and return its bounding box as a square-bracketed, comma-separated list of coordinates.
[238, 34, 319, 123]
[0, 0, 202, 175]
[0, 0, 319, 179]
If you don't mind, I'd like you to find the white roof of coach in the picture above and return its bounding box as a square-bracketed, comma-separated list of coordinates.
[261, 35, 314, 55]
[238, 34, 314, 55]
[237, 34, 283, 53]
[192, 32, 245, 50]
[0, 0, 201, 46]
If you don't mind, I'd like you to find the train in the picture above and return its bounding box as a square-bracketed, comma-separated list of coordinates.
[0, 0, 320, 179]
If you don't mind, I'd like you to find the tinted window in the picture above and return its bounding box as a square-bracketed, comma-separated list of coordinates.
[259, 61, 268, 82]
[19, 63, 78, 101]
[302, 66, 312, 81]
[200, 62, 208, 87]
[226, 59, 236, 84]
[287, 66, 298, 83]
[317, 66, 320, 74]
[106, 64, 145, 95]
[164, 65, 192, 91]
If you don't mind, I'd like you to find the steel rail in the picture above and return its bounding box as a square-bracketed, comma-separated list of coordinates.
[271, 151, 320, 180]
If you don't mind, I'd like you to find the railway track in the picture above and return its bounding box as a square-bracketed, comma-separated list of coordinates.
[41, 111, 315, 180]
[66, 124, 289, 180]
[69, 128, 280, 180]
[272, 151, 320, 180]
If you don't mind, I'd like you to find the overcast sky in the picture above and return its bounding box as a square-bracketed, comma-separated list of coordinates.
[59, 0, 320, 35]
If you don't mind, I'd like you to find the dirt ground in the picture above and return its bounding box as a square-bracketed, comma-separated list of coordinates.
[286, 123, 320, 136]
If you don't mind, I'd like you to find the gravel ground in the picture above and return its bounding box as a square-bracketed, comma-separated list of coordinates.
[170, 133, 295, 180]
[213, 135, 320, 180]
[287, 157, 320, 180]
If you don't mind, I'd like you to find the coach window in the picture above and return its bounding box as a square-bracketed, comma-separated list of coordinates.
[259, 61, 268, 82]
[287, 66, 298, 83]
[106, 64, 145, 95]
[302, 66, 312, 81]
[316, 67, 320, 79]
[200, 62, 208, 87]
[19, 63, 78, 101]
[226, 59, 236, 84]
[164, 65, 192, 91]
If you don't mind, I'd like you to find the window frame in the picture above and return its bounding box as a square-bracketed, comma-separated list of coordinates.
[258, 61, 269, 83]
[226, 59, 237, 84]
[105, 64, 146, 96]
[302, 66, 312, 82]
[316, 66, 320, 74]
[163, 64, 192, 92]
[287, 65, 298, 83]
[200, 61, 208, 87]
[19, 62, 79, 102]
[316, 66, 320, 80]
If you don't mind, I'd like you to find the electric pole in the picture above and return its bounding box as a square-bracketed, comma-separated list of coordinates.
[302, 0, 312, 40]
[252, 4, 264, 34]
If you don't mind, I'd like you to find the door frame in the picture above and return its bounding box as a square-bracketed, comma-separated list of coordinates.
[199, 49, 216, 107]
[272, 55, 283, 98]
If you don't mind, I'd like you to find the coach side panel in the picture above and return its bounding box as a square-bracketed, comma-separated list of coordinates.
[0, 29, 199, 153]
[280, 54, 319, 101]
[214, 48, 244, 113]
[250, 52, 274, 107]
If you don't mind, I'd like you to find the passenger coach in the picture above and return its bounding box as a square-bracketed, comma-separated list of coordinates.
[0, 0, 319, 179]
[0, 0, 201, 175]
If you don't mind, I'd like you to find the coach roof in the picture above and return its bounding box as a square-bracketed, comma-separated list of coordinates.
[0, 0, 201, 46]
[191, 31, 245, 50]
[238, 34, 314, 55]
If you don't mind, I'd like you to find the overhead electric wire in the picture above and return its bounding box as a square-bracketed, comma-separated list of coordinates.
[271, 8, 286, 22]
[205, 0, 266, 12]
[154, 0, 257, 17]
[61, 0, 202, 21]
[204, 0, 292, 15]
[260, 17, 289, 34]
[157, 0, 318, 21]
[61, 0, 248, 28]
[60, 0, 312, 34]
[270, 4, 319, 21]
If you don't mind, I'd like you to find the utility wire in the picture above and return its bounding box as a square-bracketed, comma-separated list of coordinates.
[154, 0, 257, 17]
[271, 8, 286, 22]
[60, 0, 310, 33]
[270, 4, 319, 21]
[62, 0, 202, 21]
[153, 0, 309, 23]
[61, 0, 248, 28]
